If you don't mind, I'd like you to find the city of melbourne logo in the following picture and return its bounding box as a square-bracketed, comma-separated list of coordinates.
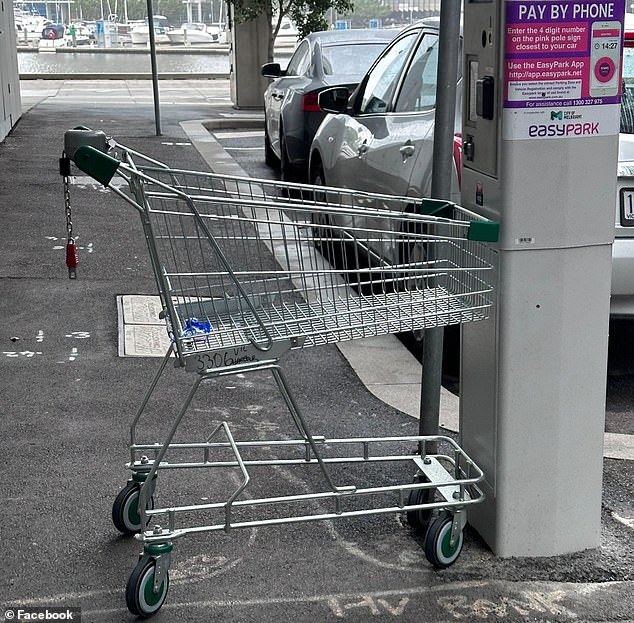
[550, 110, 582, 121]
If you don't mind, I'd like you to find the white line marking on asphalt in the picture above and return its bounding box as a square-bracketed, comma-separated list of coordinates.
[219, 111, 264, 118]
[78, 582, 489, 618]
[213, 130, 264, 139]
[78, 580, 593, 621]
[612, 511, 634, 529]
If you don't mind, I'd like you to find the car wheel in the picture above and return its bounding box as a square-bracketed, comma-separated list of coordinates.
[398, 218, 428, 292]
[310, 162, 353, 270]
[311, 162, 326, 187]
[310, 163, 333, 251]
[280, 130, 301, 182]
[397, 217, 428, 340]
[264, 124, 279, 168]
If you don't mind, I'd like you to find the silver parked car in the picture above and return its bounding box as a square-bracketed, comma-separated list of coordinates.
[614, 19, 634, 317]
[308, 18, 461, 273]
[312, 17, 634, 319]
[261, 28, 398, 181]
[309, 19, 460, 204]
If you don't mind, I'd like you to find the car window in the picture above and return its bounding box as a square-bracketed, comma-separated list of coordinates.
[321, 42, 390, 76]
[621, 46, 634, 134]
[286, 40, 311, 76]
[394, 33, 439, 113]
[358, 31, 419, 114]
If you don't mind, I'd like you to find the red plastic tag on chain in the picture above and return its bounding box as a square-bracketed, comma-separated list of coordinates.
[66, 238, 78, 279]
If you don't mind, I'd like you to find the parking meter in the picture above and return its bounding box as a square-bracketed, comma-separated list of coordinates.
[460, 0, 624, 556]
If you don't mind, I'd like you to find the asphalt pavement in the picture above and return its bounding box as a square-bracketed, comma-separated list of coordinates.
[0, 78, 632, 622]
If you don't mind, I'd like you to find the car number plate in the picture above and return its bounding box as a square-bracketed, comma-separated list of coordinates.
[620, 189, 634, 226]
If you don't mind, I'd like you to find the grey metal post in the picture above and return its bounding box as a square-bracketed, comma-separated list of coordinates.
[419, 0, 461, 440]
[145, 0, 162, 136]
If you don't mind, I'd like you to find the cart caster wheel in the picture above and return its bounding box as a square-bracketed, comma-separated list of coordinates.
[424, 511, 463, 568]
[112, 482, 154, 535]
[405, 481, 433, 532]
[126, 554, 169, 617]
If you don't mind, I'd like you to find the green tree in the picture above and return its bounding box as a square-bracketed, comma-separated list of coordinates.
[342, 0, 390, 27]
[228, 0, 353, 61]
[72, 0, 191, 23]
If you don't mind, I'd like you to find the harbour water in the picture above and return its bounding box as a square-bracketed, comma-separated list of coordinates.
[19, 50, 229, 75]
[17, 46, 293, 76]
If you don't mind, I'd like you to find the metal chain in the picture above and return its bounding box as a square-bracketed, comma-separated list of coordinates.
[61, 154, 78, 278]
[63, 171, 73, 240]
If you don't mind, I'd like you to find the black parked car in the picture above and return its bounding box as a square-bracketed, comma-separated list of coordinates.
[261, 28, 399, 181]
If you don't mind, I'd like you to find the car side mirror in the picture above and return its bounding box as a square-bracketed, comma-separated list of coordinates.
[318, 87, 351, 114]
[261, 63, 283, 78]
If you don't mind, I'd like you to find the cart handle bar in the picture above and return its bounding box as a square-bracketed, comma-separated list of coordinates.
[72, 145, 500, 244]
[70, 144, 275, 353]
[73, 145, 120, 187]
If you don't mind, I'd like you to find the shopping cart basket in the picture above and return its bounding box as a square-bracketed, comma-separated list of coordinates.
[61, 128, 498, 617]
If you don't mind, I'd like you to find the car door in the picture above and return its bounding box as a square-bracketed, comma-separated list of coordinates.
[336, 29, 441, 261]
[265, 40, 311, 157]
[359, 30, 440, 199]
[324, 30, 420, 194]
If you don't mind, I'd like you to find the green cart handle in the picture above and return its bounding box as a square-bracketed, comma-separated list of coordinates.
[72, 145, 121, 187]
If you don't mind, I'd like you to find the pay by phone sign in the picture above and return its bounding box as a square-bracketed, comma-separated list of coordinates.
[504, 0, 625, 140]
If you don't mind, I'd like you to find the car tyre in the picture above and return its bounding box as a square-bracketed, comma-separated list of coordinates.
[264, 124, 279, 168]
[398, 218, 428, 292]
[310, 163, 333, 253]
[397, 217, 429, 341]
[280, 130, 301, 182]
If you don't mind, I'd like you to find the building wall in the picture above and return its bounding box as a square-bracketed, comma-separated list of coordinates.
[0, 0, 22, 142]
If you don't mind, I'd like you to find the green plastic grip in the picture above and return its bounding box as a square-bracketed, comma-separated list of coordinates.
[418, 198, 500, 242]
[418, 198, 454, 218]
[468, 220, 500, 242]
[73, 145, 120, 187]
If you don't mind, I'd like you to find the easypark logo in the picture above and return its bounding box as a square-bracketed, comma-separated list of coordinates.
[528, 122, 599, 137]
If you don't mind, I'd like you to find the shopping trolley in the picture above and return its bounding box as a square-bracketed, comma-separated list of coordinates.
[61, 128, 498, 617]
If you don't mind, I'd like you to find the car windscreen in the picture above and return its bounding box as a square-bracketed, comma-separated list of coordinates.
[621, 46, 634, 134]
[321, 43, 389, 77]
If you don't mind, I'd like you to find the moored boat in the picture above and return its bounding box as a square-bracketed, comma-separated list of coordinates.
[167, 22, 218, 45]
[130, 15, 171, 45]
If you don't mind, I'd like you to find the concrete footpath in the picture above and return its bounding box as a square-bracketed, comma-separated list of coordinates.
[0, 79, 632, 622]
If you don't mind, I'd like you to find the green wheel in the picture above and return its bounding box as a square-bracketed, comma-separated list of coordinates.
[405, 485, 433, 532]
[112, 482, 154, 535]
[424, 511, 463, 568]
[126, 555, 169, 617]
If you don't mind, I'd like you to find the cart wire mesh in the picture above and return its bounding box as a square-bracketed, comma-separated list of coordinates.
[63, 136, 492, 603]
[73, 142, 498, 374]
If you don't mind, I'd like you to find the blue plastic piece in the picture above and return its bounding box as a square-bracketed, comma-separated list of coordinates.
[182, 317, 212, 336]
